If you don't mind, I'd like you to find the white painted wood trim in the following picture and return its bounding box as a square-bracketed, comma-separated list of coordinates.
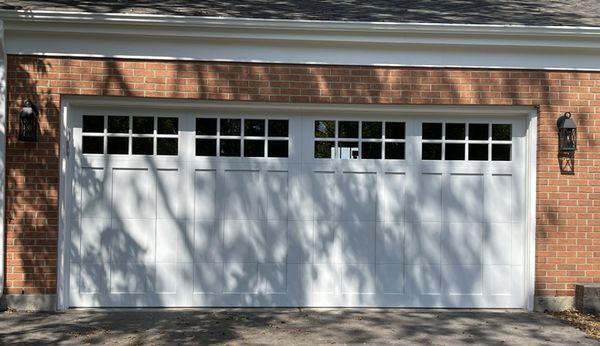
[3, 10, 600, 70]
[0, 20, 6, 300]
[56, 99, 70, 310]
[57, 96, 537, 309]
[525, 109, 538, 312]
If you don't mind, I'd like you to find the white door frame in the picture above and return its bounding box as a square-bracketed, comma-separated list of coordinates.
[56, 96, 537, 311]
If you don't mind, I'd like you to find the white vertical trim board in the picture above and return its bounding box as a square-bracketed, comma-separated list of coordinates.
[525, 109, 538, 312]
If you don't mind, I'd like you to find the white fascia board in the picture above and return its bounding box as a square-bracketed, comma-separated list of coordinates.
[3, 10, 600, 70]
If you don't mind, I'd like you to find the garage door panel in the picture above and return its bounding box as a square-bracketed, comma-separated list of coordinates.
[112, 169, 156, 219]
[312, 171, 337, 221]
[406, 264, 442, 295]
[264, 220, 287, 263]
[488, 174, 512, 222]
[193, 262, 223, 294]
[194, 221, 221, 262]
[383, 173, 406, 221]
[376, 222, 404, 264]
[340, 221, 375, 264]
[442, 223, 483, 265]
[484, 265, 512, 295]
[78, 167, 110, 219]
[376, 264, 405, 294]
[110, 262, 150, 294]
[154, 263, 180, 294]
[223, 220, 264, 262]
[287, 220, 314, 263]
[443, 265, 483, 295]
[258, 263, 287, 294]
[405, 222, 442, 265]
[110, 219, 155, 263]
[156, 219, 192, 263]
[414, 173, 442, 222]
[223, 262, 260, 294]
[266, 171, 289, 220]
[79, 262, 110, 294]
[311, 264, 340, 294]
[447, 174, 484, 223]
[342, 264, 376, 294]
[156, 169, 181, 219]
[194, 170, 217, 220]
[340, 172, 377, 221]
[223, 170, 260, 220]
[79, 218, 111, 262]
[313, 221, 341, 264]
[483, 222, 512, 265]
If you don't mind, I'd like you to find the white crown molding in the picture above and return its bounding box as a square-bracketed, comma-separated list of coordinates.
[2, 10, 600, 69]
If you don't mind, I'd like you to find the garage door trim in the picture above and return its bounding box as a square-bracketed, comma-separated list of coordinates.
[56, 96, 537, 311]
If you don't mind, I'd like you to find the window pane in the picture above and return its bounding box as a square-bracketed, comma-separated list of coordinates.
[244, 119, 265, 137]
[315, 120, 335, 138]
[445, 143, 465, 160]
[244, 139, 265, 157]
[338, 121, 359, 138]
[82, 136, 103, 154]
[196, 139, 216, 156]
[362, 122, 382, 139]
[268, 120, 289, 137]
[446, 123, 465, 140]
[158, 117, 178, 135]
[132, 137, 153, 155]
[386, 122, 406, 139]
[492, 124, 512, 141]
[157, 138, 178, 156]
[132, 116, 153, 134]
[422, 123, 442, 140]
[315, 141, 335, 158]
[492, 144, 511, 161]
[107, 116, 129, 133]
[361, 142, 381, 159]
[220, 119, 241, 136]
[422, 143, 442, 160]
[268, 140, 288, 158]
[107, 137, 128, 154]
[468, 144, 488, 161]
[385, 142, 405, 160]
[196, 118, 217, 135]
[469, 123, 489, 140]
[338, 141, 359, 159]
[83, 115, 104, 133]
[220, 139, 241, 156]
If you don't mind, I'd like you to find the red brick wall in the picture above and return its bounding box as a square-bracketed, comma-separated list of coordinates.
[5, 55, 600, 297]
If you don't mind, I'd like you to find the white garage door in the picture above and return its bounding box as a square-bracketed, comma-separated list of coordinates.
[65, 105, 527, 308]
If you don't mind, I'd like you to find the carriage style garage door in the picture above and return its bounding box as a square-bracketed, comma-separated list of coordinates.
[65, 104, 528, 308]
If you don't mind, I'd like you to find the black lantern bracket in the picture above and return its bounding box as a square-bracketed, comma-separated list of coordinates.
[18, 98, 39, 142]
[557, 112, 577, 175]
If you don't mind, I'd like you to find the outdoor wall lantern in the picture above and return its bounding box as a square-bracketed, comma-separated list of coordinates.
[557, 112, 577, 174]
[18, 98, 38, 142]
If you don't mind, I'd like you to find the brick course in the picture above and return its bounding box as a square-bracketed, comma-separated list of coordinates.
[4, 55, 600, 298]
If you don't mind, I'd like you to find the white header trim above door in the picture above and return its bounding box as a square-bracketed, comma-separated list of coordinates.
[4, 10, 600, 70]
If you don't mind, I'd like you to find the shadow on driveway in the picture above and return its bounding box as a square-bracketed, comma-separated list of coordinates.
[0, 309, 596, 345]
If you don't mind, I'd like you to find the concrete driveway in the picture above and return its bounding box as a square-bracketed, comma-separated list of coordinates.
[0, 309, 597, 345]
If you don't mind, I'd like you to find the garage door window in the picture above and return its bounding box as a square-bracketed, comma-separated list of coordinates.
[195, 118, 289, 158]
[82, 115, 179, 155]
[422, 122, 511, 161]
[314, 120, 405, 160]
